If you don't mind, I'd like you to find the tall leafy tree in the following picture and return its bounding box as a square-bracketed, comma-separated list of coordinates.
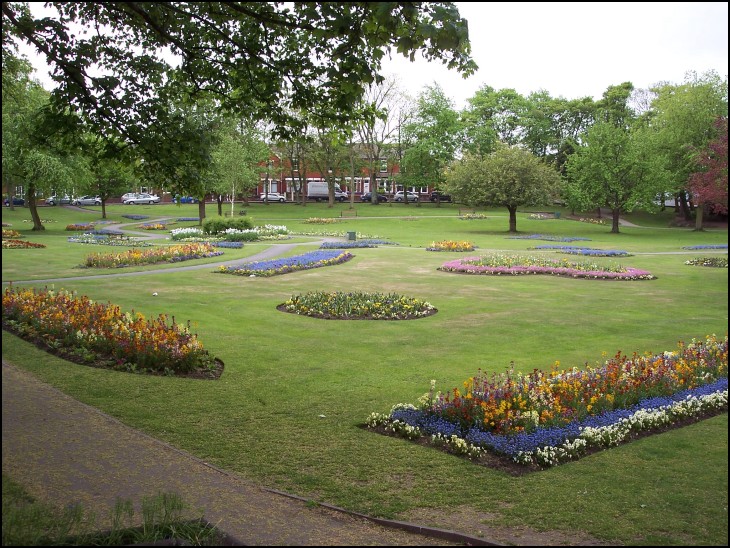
[446, 145, 562, 232]
[646, 70, 728, 221]
[2, 50, 85, 229]
[566, 121, 670, 233]
[688, 116, 729, 230]
[211, 118, 270, 217]
[401, 84, 461, 204]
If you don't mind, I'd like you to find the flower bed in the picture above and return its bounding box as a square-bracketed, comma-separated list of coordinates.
[320, 239, 395, 249]
[530, 245, 631, 257]
[122, 214, 149, 220]
[439, 254, 655, 280]
[83, 243, 223, 268]
[507, 234, 591, 242]
[459, 213, 487, 220]
[66, 223, 95, 231]
[279, 291, 437, 320]
[578, 217, 606, 225]
[2, 286, 221, 378]
[682, 244, 728, 250]
[2, 239, 46, 249]
[366, 334, 728, 470]
[218, 250, 353, 277]
[2, 229, 22, 238]
[426, 240, 475, 252]
[138, 223, 168, 230]
[176, 217, 200, 222]
[67, 233, 151, 247]
[303, 217, 340, 224]
[685, 257, 728, 268]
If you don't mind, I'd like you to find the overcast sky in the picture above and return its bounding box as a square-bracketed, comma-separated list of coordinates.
[18, 2, 728, 110]
[382, 2, 729, 108]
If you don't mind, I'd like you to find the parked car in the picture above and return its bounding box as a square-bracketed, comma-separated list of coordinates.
[259, 192, 287, 203]
[429, 191, 452, 203]
[72, 195, 102, 206]
[178, 196, 199, 204]
[360, 192, 388, 203]
[393, 191, 420, 203]
[121, 192, 138, 202]
[123, 193, 160, 205]
[45, 195, 72, 206]
[3, 196, 25, 206]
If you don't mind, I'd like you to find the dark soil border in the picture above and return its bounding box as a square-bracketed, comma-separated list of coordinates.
[2, 323, 224, 380]
[361, 404, 728, 476]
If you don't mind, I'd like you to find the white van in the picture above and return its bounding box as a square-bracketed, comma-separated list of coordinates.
[307, 181, 348, 202]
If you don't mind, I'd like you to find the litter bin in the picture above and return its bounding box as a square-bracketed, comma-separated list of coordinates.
[347, 231, 357, 241]
[554, 212, 561, 219]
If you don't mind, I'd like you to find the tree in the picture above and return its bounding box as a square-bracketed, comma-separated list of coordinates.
[2, 50, 84, 229]
[566, 121, 670, 233]
[446, 145, 562, 232]
[401, 84, 461, 204]
[211, 118, 270, 217]
[688, 116, 729, 230]
[355, 76, 409, 205]
[645, 71, 728, 221]
[3, 2, 476, 157]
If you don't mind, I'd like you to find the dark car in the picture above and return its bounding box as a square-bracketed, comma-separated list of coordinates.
[430, 191, 452, 203]
[178, 196, 199, 204]
[3, 196, 25, 206]
[360, 192, 388, 203]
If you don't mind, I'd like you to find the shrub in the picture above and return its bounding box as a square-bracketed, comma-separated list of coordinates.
[202, 217, 254, 235]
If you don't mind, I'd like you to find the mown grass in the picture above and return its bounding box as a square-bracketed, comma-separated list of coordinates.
[2, 202, 728, 545]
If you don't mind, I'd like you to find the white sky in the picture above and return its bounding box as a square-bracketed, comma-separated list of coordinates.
[18, 2, 729, 110]
[382, 1, 729, 108]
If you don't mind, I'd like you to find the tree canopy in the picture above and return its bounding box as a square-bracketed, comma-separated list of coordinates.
[3, 2, 476, 142]
[446, 145, 562, 232]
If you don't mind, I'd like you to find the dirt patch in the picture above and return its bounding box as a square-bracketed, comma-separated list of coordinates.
[399, 505, 614, 546]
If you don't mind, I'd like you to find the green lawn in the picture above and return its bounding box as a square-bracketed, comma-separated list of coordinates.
[2, 202, 728, 545]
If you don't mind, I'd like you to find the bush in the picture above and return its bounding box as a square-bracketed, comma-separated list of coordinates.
[202, 217, 254, 235]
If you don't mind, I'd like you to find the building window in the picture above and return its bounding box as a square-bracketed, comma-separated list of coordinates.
[291, 158, 299, 172]
[379, 159, 388, 173]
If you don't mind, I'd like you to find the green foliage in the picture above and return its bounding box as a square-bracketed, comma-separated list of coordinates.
[1, 477, 221, 546]
[3, 2, 476, 140]
[446, 146, 562, 231]
[202, 216, 254, 235]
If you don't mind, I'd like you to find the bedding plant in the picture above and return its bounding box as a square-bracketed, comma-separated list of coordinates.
[367, 334, 728, 472]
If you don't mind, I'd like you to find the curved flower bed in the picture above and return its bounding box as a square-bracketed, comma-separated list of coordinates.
[139, 223, 168, 230]
[83, 243, 223, 268]
[366, 334, 727, 469]
[685, 257, 728, 268]
[279, 291, 436, 320]
[2, 286, 221, 378]
[2, 239, 46, 249]
[122, 214, 149, 220]
[439, 255, 655, 280]
[682, 244, 727, 250]
[218, 250, 353, 277]
[426, 240, 475, 252]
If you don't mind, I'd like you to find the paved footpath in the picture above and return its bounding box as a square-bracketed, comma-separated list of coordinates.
[2, 360, 495, 546]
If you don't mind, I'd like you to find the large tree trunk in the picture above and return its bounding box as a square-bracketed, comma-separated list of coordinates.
[694, 203, 705, 231]
[198, 201, 206, 225]
[28, 192, 45, 231]
[611, 208, 621, 233]
[508, 205, 518, 232]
